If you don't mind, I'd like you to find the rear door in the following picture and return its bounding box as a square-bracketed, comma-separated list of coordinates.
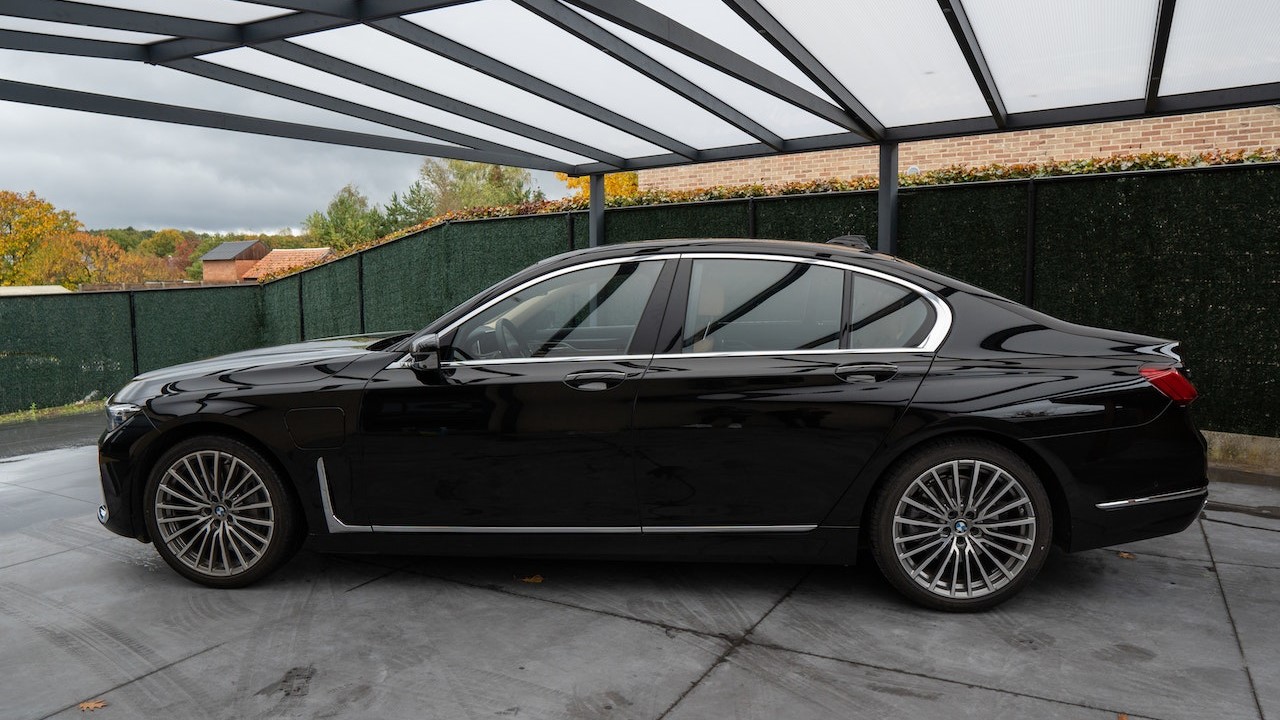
[632, 255, 946, 530]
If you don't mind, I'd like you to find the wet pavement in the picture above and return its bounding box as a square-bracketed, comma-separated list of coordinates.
[0, 419, 1276, 720]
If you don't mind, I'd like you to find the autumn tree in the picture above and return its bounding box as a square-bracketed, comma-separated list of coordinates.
[0, 190, 80, 285]
[555, 171, 639, 198]
[135, 228, 186, 258]
[303, 184, 386, 250]
[19, 231, 178, 288]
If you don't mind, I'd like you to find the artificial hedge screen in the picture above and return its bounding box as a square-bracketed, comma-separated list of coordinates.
[1, 163, 1275, 437]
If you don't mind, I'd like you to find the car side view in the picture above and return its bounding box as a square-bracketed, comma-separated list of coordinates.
[98, 238, 1208, 611]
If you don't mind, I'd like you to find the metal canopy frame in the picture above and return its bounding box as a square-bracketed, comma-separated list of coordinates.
[1, 0, 1278, 248]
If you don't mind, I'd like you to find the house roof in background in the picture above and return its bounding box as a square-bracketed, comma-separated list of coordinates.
[242, 247, 332, 280]
[200, 239, 268, 261]
[0, 0, 1277, 175]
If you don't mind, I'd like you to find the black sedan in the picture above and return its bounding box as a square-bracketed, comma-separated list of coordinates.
[98, 238, 1207, 611]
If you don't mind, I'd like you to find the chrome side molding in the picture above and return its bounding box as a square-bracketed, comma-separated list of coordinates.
[1095, 487, 1208, 510]
[317, 458, 372, 533]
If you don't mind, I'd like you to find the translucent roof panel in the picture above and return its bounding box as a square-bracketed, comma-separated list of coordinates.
[1161, 0, 1280, 96]
[758, 0, 990, 127]
[632, 0, 833, 102]
[0, 16, 171, 43]
[289, 24, 669, 158]
[964, 0, 1156, 113]
[69, 0, 291, 24]
[404, 0, 756, 150]
[567, 7, 846, 140]
[0, 49, 444, 143]
[203, 48, 595, 165]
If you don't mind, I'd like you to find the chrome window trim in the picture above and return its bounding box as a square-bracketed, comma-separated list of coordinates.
[383, 250, 953, 371]
[1095, 486, 1208, 510]
[678, 252, 952, 353]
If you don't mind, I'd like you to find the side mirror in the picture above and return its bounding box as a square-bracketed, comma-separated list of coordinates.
[409, 333, 440, 372]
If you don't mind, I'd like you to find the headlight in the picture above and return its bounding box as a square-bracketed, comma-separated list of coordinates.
[106, 402, 141, 430]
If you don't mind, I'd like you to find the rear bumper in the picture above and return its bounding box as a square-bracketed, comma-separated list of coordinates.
[1077, 486, 1207, 550]
[1028, 404, 1208, 552]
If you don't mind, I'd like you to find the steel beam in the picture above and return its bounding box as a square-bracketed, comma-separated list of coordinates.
[588, 173, 605, 247]
[145, 0, 479, 63]
[258, 40, 626, 168]
[370, 17, 697, 159]
[937, 0, 1007, 129]
[1146, 0, 1178, 112]
[721, 0, 883, 140]
[877, 143, 899, 255]
[170, 58, 561, 166]
[0, 28, 146, 60]
[516, 0, 785, 150]
[7, 0, 239, 42]
[0, 78, 573, 170]
[564, 0, 864, 135]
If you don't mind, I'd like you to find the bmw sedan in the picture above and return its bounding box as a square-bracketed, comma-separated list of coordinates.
[98, 238, 1208, 611]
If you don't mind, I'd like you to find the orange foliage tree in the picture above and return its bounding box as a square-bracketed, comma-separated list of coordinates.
[0, 190, 79, 285]
[554, 171, 639, 198]
[1, 190, 182, 288]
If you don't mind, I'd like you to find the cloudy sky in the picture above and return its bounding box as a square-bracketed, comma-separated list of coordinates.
[0, 49, 570, 234]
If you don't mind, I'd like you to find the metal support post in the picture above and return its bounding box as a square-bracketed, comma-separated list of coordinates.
[877, 142, 899, 254]
[588, 172, 605, 247]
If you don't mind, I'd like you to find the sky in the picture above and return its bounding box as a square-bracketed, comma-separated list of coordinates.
[0, 49, 570, 234]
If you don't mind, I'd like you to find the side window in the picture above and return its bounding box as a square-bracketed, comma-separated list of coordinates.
[683, 259, 842, 353]
[450, 261, 663, 361]
[847, 273, 936, 349]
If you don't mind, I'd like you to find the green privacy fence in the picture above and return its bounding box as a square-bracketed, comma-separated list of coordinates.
[2, 163, 1277, 436]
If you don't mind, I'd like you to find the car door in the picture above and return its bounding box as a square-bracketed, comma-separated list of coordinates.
[633, 254, 947, 530]
[350, 257, 674, 529]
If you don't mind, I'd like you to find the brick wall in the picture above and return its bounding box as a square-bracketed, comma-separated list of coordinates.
[639, 107, 1280, 191]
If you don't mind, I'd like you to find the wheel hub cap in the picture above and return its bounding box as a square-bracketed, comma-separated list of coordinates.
[953, 519, 969, 535]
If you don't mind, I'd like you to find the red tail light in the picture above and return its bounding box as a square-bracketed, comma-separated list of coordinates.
[1140, 367, 1198, 406]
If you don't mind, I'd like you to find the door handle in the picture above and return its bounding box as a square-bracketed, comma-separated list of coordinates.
[834, 363, 899, 383]
[563, 370, 628, 391]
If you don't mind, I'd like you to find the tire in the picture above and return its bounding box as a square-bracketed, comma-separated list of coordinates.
[869, 439, 1053, 612]
[143, 436, 302, 588]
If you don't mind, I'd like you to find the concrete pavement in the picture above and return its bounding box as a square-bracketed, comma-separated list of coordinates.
[0, 422, 1275, 720]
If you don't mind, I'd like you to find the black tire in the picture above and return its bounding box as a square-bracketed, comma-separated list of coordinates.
[143, 435, 301, 588]
[869, 438, 1053, 612]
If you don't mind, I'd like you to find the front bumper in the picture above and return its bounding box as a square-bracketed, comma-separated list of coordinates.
[97, 413, 155, 541]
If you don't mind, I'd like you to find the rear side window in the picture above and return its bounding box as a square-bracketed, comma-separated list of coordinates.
[683, 259, 842, 353]
[847, 273, 936, 349]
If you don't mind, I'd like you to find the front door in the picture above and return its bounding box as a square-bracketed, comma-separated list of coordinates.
[351, 258, 671, 529]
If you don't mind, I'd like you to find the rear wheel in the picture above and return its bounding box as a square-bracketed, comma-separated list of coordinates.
[143, 436, 301, 588]
[869, 439, 1053, 611]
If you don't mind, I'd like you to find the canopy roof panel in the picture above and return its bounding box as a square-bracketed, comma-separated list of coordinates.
[1, 0, 1277, 175]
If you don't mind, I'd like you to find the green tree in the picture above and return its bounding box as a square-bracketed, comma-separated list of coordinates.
[382, 177, 436, 232]
[302, 184, 386, 250]
[420, 159, 544, 213]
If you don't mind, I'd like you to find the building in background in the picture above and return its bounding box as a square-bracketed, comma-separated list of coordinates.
[200, 240, 270, 283]
[638, 108, 1280, 191]
[201, 242, 331, 284]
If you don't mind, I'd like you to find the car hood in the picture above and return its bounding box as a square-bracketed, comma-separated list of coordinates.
[112, 332, 408, 403]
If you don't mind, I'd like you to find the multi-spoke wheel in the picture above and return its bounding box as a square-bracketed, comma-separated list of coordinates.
[144, 436, 301, 588]
[870, 439, 1053, 611]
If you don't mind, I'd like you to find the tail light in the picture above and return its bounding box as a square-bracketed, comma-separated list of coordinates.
[1140, 367, 1198, 406]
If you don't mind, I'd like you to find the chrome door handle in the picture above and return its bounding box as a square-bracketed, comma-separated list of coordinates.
[563, 370, 628, 391]
[834, 363, 899, 383]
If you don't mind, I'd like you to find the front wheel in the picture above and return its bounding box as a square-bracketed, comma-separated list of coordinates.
[143, 436, 301, 588]
[869, 439, 1053, 611]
